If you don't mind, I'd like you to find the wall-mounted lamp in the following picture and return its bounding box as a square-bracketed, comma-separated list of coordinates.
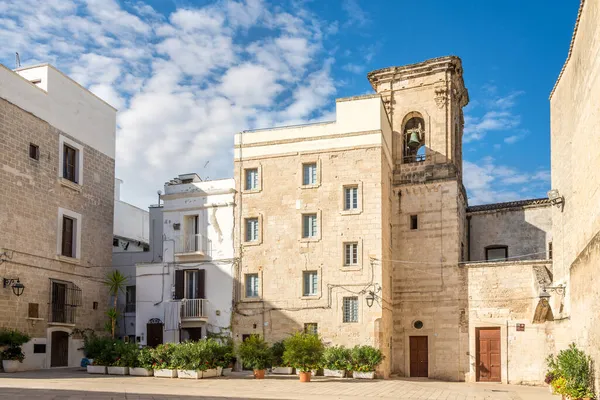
[366, 291, 375, 308]
[3, 278, 25, 297]
[541, 285, 566, 296]
[547, 189, 565, 210]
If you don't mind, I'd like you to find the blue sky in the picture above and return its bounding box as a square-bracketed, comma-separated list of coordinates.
[0, 0, 579, 207]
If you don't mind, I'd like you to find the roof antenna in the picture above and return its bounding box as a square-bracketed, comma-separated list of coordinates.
[202, 161, 210, 181]
[15, 53, 21, 68]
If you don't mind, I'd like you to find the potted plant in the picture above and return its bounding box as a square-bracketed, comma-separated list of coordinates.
[321, 345, 351, 378]
[238, 335, 272, 379]
[82, 333, 113, 374]
[107, 342, 136, 375]
[151, 343, 177, 378]
[0, 329, 30, 373]
[554, 344, 596, 400]
[130, 347, 154, 376]
[283, 332, 324, 383]
[88, 347, 112, 374]
[217, 340, 235, 376]
[350, 345, 383, 379]
[271, 341, 293, 374]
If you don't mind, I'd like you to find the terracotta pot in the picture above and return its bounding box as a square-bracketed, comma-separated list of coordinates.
[254, 369, 266, 379]
[299, 371, 311, 382]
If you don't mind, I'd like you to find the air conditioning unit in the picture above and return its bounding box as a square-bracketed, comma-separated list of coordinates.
[173, 223, 181, 230]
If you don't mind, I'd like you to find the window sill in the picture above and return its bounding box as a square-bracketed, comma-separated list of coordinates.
[26, 317, 44, 321]
[299, 237, 320, 243]
[243, 240, 262, 247]
[48, 322, 76, 327]
[59, 178, 82, 192]
[242, 188, 261, 194]
[240, 297, 262, 303]
[340, 209, 362, 216]
[341, 265, 362, 271]
[57, 255, 80, 265]
[300, 295, 321, 300]
[300, 183, 320, 189]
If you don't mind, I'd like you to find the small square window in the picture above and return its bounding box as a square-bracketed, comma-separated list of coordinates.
[344, 186, 358, 210]
[485, 246, 508, 261]
[343, 297, 358, 323]
[245, 218, 259, 242]
[303, 271, 318, 296]
[33, 344, 46, 353]
[29, 143, 40, 160]
[410, 215, 418, 230]
[344, 243, 358, 266]
[245, 273, 259, 298]
[28, 303, 39, 318]
[93, 302, 98, 310]
[302, 214, 318, 238]
[303, 163, 317, 185]
[304, 323, 318, 335]
[113, 238, 119, 247]
[245, 169, 258, 190]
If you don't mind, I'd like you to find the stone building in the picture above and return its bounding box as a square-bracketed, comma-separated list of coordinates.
[0, 63, 116, 370]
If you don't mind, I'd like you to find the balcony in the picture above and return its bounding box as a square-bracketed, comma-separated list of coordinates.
[180, 298, 209, 327]
[48, 283, 81, 325]
[174, 234, 211, 258]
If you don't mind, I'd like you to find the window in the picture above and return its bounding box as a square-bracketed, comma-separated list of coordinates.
[245, 273, 259, 298]
[304, 323, 318, 335]
[302, 214, 317, 238]
[29, 143, 39, 160]
[549, 242, 553, 260]
[303, 271, 318, 296]
[125, 286, 136, 313]
[49, 280, 81, 324]
[344, 186, 358, 210]
[344, 243, 358, 266]
[61, 216, 75, 257]
[113, 238, 119, 247]
[343, 296, 358, 323]
[245, 168, 258, 190]
[93, 302, 98, 310]
[485, 245, 508, 261]
[410, 215, 418, 230]
[33, 344, 46, 353]
[246, 218, 259, 242]
[63, 144, 78, 183]
[303, 163, 317, 185]
[28, 303, 39, 318]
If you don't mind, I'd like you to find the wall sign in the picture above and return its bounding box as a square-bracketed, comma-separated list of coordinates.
[516, 323, 525, 332]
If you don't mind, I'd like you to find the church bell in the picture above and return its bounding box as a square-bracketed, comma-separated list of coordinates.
[408, 131, 421, 149]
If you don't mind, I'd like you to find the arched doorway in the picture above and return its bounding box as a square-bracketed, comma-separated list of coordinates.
[50, 331, 69, 367]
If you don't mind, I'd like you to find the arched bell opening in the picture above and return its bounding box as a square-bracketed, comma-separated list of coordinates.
[402, 113, 426, 163]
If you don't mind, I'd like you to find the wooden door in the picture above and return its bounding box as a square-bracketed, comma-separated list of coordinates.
[146, 323, 163, 347]
[476, 328, 501, 382]
[51, 331, 69, 367]
[409, 336, 428, 377]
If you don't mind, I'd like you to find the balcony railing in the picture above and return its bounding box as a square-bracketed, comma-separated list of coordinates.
[180, 298, 208, 321]
[48, 283, 81, 324]
[174, 234, 211, 256]
[403, 154, 426, 164]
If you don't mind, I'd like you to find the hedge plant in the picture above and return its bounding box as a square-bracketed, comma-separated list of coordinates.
[282, 332, 324, 372]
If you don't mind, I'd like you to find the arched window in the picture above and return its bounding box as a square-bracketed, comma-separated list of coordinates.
[402, 113, 425, 163]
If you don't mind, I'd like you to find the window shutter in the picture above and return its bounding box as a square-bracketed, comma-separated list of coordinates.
[197, 269, 206, 299]
[62, 217, 74, 257]
[174, 270, 184, 300]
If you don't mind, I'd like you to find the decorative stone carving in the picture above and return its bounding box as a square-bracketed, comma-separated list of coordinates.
[434, 87, 447, 109]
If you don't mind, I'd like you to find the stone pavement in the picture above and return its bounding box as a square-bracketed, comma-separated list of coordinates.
[0, 369, 557, 400]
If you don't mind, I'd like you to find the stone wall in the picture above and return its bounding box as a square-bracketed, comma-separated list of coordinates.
[0, 96, 113, 369]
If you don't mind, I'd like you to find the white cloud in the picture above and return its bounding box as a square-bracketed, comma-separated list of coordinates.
[342, 0, 370, 27]
[342, 63, 365, 74]
[463, 89, 524, 142]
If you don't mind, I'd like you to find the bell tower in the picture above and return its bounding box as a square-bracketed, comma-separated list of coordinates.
[368, 56, 471, 380]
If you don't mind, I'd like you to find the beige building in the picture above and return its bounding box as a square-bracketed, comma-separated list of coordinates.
[0, 63, 116, 370]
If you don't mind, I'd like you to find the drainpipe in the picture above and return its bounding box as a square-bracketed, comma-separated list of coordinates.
[466, 215, 471, 261]
[506, 320, 509, 384]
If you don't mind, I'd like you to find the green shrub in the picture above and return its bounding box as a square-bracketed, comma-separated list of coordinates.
[555, 343, 595, 399]
[1, 346, 25, 362]
[282, 332, 324, 372]
[321, 345, 351, 371]
[350, 345, 383, 372]
[0, 329, 30, 347]
[135, 347, 155, 369]
[83, 334, 113, 359]
[151, 343, 177, 369]
[271, 341, 287, 367]
[111, 342, 139, 367]
[238, 335, 272, 371]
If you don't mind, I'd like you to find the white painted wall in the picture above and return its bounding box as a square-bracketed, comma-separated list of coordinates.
[114, 178, 150, 245]
[0, 63, 116, 158]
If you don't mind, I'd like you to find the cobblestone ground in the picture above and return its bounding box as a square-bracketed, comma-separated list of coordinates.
[0, 369, 556, 400]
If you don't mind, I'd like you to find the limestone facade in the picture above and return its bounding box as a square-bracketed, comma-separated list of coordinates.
[0, 63, 115, 370]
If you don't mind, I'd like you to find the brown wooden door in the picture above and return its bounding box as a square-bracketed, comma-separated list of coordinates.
[51, 331, 69, 367]
[476, 328, 501, 382]
[409, 336, 428, 377]
[146, 323, 163, 347]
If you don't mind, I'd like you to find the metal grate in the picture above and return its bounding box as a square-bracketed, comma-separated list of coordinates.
[48, 281, 82, 324]
[343, 296, 358, 323]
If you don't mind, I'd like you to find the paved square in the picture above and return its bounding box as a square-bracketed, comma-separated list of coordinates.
[0, 369, 556, 399]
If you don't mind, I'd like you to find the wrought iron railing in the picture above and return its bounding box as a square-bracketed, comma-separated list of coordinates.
[48, 283, 81, 324]
[403, 154, 426, 163]
[180, 298, 208, 320]
[174, 234, 211, 255]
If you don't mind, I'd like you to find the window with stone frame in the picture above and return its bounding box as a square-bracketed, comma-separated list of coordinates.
[344, 186, 358, 210]
[302, 214, 318, 238]
[485, 245, 508, 261]
[245, 273, 259, 298]
[302, 163, 317, 185]
[245, 218, 259, 242]
[344, 242, 358, 266]
[303, 271, 318, 296]
[343, 296, 358, 323]
[245, 168, 258, 190]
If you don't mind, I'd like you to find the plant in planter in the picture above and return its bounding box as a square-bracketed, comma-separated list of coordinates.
[555, 343, 595, 400]
[0, 328, 30, 373]
[173, 341, 210, 379]
[271, 341, 293, 374]
[103, 270, 127, 339]
[283, 332, 324, 382]
[107, 342, 137, 375]
[321, 345, 351, 378]
[130, 347, 155, 376]
[151, 343, 177, 378]
[350, 345, 383, 379]
[216, 340, 235, 375]
[238, 335, 272, 379]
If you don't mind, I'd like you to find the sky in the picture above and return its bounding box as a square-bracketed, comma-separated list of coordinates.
[0, 0, 580, 208]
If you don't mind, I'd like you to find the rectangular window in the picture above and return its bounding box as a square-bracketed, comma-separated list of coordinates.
[245, 168, 258, 190]
[28, 303, 39, 318]
[245, 273, 259, 298]
[61, 216, 74, 257]
[410, 215, 418, 230]
[113, 238, 119, 247]
[63, 144, 77, 183]
[344, 186, 358, 210]
[343, 296, 359, 323]
[485, 246, 508, 261]
[304, 323, 318, 335]
[245, 218, 259, 242]
[303, 271, 318, 296]
[302, 214, 317, 238]
[125, 286, 136, 313]
[344, 242, 358, 266]
[29, 143, 39, 160]
[303, 163, 317, 185]
[548, 242, 553, 260]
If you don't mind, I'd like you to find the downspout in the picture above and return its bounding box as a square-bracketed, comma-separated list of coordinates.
[506, 320, 509, 384]
[466, 215, 471, 261]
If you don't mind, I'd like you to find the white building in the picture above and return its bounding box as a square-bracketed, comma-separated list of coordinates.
[113, 178, 150, 253]
[135, 175, 235, 345]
